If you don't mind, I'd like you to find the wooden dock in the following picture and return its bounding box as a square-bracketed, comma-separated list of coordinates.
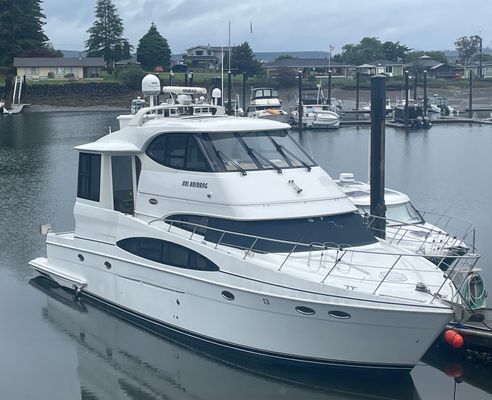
[448, 308, 492, 352]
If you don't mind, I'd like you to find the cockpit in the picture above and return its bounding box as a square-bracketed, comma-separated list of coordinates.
[146, 130, 316, 174]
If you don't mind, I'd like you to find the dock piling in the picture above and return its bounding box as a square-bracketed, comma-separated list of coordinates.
[423, 70, 428, 117]
[370, 75, 387, 239]
[469, 71, 473, 119]
[227, 70, 232, 115]
[356, 70, 360, 120]
[404, 70, 409, 127]
[328, 70, 332, 105]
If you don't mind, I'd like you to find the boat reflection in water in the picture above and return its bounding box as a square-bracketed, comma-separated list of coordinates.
[31, 276, 420, 400]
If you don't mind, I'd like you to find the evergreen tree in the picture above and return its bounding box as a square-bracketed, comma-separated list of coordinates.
[230, 42, 260, 77]
[0, 0, 49, 66]
[85, 0, 131, 69]
[136, 23, 171, 70]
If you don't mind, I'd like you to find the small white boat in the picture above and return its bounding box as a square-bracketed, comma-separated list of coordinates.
[336, 173, 476, 270]
[246, 88, 289, 123]
[290, 83, 340, 129]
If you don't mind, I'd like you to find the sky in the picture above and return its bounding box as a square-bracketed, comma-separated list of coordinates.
[42, 0, 492, 54]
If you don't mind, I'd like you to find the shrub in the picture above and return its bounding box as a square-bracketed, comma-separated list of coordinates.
[115, 65, 147, 90]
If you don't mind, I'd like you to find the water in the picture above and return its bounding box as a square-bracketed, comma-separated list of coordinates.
[1, 112, 491, 400]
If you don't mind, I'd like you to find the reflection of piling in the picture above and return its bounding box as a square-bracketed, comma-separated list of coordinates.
[328, 70, 332, 105]
[227, 70, 232, 115]
[423, 70, 428, 117]
[297, 70, 303, 132]
[469, 71, 473, 119]
[370, 75, 387, 239]
[404, 70, 409, 127]
[355, 70, 360, 120]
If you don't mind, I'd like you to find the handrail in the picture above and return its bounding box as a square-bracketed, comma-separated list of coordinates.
[146, 217, 481, 304]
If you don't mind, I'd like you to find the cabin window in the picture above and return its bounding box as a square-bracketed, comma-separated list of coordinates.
[169, 213, 377, 253]
[116, 237, 219, 271]
[77, 153, 101, 201]
[146, 133, 211, 172]
[111, 156, 134, 214]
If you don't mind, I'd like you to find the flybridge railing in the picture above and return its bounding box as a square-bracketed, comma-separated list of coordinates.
[148, 217, 481, 302]
[361, 213, 479, 259]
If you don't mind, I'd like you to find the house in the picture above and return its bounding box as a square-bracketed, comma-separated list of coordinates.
[404, 55, 464, 79]
[13, 57, 105, 80]
[463, 61, 492, 78]
[184, 46, 230, 69]
[264, 58, 354, 79]
[369, 59, 405, 76]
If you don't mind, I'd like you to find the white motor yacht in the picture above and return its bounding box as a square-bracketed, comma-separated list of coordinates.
[246, 87, 290, 123]
[336, 173, 476, 271]
[31, 107, 476, 371]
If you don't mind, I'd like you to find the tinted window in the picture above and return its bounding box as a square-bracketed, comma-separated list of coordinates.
[146, 133, 211, 172]
[117, 237, 219, 271]
[77, 153, 101, 201]
[169, 213, 377, 253]
[112, 155, 134, 214]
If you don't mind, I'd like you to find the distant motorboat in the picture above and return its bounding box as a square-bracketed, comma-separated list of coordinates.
[246, 88, 290, 123]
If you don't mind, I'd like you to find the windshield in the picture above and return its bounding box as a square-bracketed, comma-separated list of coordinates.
[358, 202, 424, 225]
[203, 130, 315, 172]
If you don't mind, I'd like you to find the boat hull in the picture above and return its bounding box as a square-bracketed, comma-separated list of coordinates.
[30, 241, 453, 371]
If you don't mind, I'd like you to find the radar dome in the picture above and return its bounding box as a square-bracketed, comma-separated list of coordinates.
[212, 88, 222, 98]
[141, 74, 161, 96]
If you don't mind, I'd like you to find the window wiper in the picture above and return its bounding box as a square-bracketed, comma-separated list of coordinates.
[215, 150, 247, 176]
[244, 146, 282, 174]
[271, 139, 311, 172]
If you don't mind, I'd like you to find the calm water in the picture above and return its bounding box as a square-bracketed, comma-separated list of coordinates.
[1, 112, 491, 400]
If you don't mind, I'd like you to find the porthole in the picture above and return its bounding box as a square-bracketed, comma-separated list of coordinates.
[295, 306, 315, 315]
[149, 198, 158, 205]
[221, 290, 235, 301]
[104, 261, 112, 270]
[328, 310, 351, 319]
[77, 254, 85, 262]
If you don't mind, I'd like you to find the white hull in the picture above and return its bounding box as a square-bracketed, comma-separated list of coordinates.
[31, 232, 453, 370]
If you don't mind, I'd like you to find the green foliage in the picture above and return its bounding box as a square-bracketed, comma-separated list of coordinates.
[231, 42, 261, 77]
[137, 23, 171, 70]
[455, 35, 482, 65]
[0, 0, 49, 65]
[275, 54, 296, 62]
[85, 0, 132, 68]
[405, 51, 448, 64]
[337, 37, 410, 65]
[20, 42, 63, 58]
[115, 64, 146, 89]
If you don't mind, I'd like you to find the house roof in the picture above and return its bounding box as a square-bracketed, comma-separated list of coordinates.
[186, 45, 228, 52]
[370, 59, 404, 66]
[266, 58, 352, 68]
[13, 57, 105, 67]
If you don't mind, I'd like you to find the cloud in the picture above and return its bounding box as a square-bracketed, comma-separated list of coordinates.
[41, 0, 492, 52]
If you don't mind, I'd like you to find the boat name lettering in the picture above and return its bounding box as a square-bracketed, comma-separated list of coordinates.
[182, 180, 208, 189]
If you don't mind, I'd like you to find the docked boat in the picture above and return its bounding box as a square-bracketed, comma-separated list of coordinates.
[336, 173, 476, 271]
[246, 87, 290, 123]
[30, 102, 478, 371]
[393, 100, 432, 129]
[290, 89, 340, 129]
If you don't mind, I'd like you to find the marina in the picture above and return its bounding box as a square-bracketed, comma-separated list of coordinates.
[1, 108, 492, 399]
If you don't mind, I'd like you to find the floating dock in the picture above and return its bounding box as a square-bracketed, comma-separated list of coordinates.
[448, 308, 492, 352]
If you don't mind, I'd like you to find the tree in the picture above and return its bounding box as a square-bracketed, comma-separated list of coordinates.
[336, 37, 411, 65]
[136, 23, 171, 70]
[20, 42, 63, 58]
[455, 35, 481, 65]
[230, 42, 261, 76]
[85, 0, 132, 69]
[0, 0, 49, 66]
[275, 54, 296, 62]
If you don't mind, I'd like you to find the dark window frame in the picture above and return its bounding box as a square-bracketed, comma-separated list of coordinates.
[117, 237, 219, 272]
[77, 152, 101, 202]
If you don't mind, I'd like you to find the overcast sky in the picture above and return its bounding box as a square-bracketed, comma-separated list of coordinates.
[42, 0, 491, 54]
